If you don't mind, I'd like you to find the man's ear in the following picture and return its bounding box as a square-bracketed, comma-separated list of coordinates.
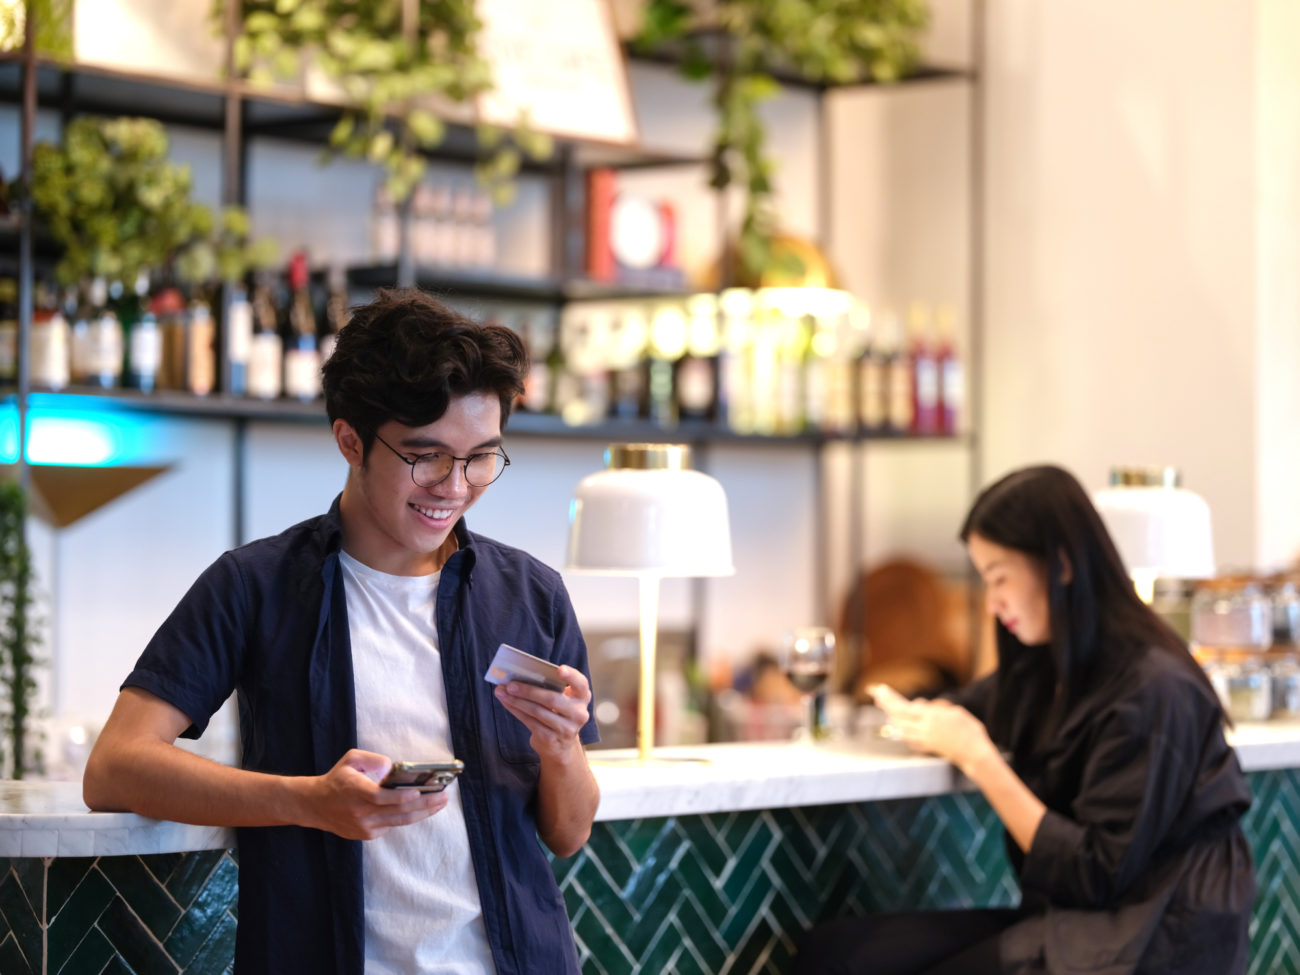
[334, 419, 363, 467]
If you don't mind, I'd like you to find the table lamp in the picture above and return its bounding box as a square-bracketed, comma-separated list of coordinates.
[1092, 466, 1215, 603]
[566, 443, 734, 763]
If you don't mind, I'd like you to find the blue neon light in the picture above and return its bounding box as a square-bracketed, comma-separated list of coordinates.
[0, 406, 149, 466]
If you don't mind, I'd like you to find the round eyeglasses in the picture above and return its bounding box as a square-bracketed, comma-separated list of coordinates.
[373, 432, 510, 488]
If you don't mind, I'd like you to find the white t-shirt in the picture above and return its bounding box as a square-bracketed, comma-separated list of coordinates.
[340, 550, 495, 975]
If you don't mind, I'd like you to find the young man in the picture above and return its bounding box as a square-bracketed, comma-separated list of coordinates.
[83, 288, 601, 975]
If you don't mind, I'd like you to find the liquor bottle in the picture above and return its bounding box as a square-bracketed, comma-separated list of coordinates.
[716, 288, 754, 433]
[800, 312, 829, 434]
[772, 301, 809, 435]
[122, 272, 161, 393]
[319, 264, 349, 364]
[246, 273, 283, 400]
[675, 293, 719, 423]
[469, 189, 496, 269]
[645, 301, 688, 427]
[372, 183, 400, 262]
[29, 280, 69, 391]
[820, 307, 856, 436]
[880, 309, 913, 433]
[223, 280, 253, 396]
[850, 302, 884, 434]
[186, 295, 217, 396]
[84, 277, 124, 389]
[282, 251, 321, 401]
[606, 306, 648, 421]
[0, 278, 17, 384]
[935, 303, 963, 435]
[907, 301, 939, 434]
[152, 284, 188, 391]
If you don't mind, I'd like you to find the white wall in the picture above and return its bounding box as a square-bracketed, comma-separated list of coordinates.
[978, 0, 1284, 572]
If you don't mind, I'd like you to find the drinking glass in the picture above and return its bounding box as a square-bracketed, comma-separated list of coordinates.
[781, 626, 836, 740]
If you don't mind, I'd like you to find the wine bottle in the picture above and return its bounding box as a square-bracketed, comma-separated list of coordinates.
[186, 296, 216, 396]
[85, 278, 124, 389]
[935, 303, 963, 435]
[319, 264, 349, 364]
[282, 251, 321, 402]
[29, 280, 69, 392]
[0, 278, 17, 385]
[907, 301, 939, 434]
[223, 281, 253, 396]
[122, 272, 161, 393]
[645, 301, 686, 427]
[881, 309, 913, 433]
[675, 293, 719, 423]
[246, 274, 283, 400]
[607, 306, 648, 421]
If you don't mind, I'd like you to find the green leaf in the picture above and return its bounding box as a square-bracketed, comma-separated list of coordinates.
[406, 109, 444, 147]
[367, 128, 395, 162]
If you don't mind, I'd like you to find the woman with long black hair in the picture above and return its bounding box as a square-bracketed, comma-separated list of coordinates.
[795, 464, 1254, 974]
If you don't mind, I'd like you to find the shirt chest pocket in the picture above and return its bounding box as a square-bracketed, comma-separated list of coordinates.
[489, 692, 543, 766]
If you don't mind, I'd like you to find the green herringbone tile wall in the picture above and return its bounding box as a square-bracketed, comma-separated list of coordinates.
[0, 850, 237, 975]
[555, 769, 1300, 975]
[0, 769, 1296, 973]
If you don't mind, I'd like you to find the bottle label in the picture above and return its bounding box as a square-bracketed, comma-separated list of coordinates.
[284, 348, 321, 401]
[858, 357, 884, 430]
[188, 317, 216, 396]
[30, 318, 70, 390]
[888, 360, 914, 431]
[0, 322, 17, 380]
[227, 298, 253, 364]
[89, 316, 124, 383]
[131, 324, 162, 373]
[676, 357, 714, 415]
[247, 334, 283, 399]
[941, 358, 964, 431]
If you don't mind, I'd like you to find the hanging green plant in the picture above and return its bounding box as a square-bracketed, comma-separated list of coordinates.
[215, 0, 552, 204]
[174, 205, 281, 287]
[0, 482, 42, 780]
[636, 0, 929, 283]
[18, 116, 215, 286]
[0, 0, 75, 59]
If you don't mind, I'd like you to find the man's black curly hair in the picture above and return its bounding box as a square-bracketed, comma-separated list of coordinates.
[322, 288, 526, 454]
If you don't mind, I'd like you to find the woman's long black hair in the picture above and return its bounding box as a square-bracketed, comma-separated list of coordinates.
[959, 464, 1224, 759]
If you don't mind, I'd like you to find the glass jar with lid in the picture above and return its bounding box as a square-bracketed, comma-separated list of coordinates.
[1270, 654, 1300, 722]
[1266, 573, 1300, 650]
[1204, 653, 1273, 722]
[1190, 576, 1272, 657]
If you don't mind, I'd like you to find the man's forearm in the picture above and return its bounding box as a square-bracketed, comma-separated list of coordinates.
[535, 742, 599, 858]
[84, 735, 309, 828]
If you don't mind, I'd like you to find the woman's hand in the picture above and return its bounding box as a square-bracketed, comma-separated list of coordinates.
[869, 684, 998, 775]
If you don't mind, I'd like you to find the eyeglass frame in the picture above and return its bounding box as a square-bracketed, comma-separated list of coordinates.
[371, 431, 511, 488]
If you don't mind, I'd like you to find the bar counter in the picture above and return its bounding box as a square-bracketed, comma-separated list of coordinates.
[2, 727, 1298, 973]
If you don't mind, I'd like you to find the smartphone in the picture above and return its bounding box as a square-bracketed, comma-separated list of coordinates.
[484, 643, 566, 693]
[380, 760, 464, 793]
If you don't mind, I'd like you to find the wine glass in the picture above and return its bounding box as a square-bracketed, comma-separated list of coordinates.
[781, 626, 836, 740]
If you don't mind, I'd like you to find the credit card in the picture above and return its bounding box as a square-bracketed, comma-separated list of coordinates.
[485, 643, 566, 692]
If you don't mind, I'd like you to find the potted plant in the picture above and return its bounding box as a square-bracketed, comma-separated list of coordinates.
[0, 482, 41, 779]
[218, 0, 552, 203]
[634, 0, 930, 283]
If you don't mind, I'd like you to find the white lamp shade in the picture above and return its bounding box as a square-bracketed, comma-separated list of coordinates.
[1092, 483, 1215, 579]
[566, 462, 734, 578]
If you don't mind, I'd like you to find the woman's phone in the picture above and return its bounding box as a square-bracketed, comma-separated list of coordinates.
[380, 760, 464, 793]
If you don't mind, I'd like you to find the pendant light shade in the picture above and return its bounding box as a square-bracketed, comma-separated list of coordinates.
[566, 443, 734, 578]
[1092, 466, 1215, 601]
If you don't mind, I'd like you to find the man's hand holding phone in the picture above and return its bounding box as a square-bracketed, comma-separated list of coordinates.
[303, 749, 451, 841]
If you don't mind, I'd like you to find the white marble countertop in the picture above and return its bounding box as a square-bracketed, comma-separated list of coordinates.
[2, 723, 1297, 858]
